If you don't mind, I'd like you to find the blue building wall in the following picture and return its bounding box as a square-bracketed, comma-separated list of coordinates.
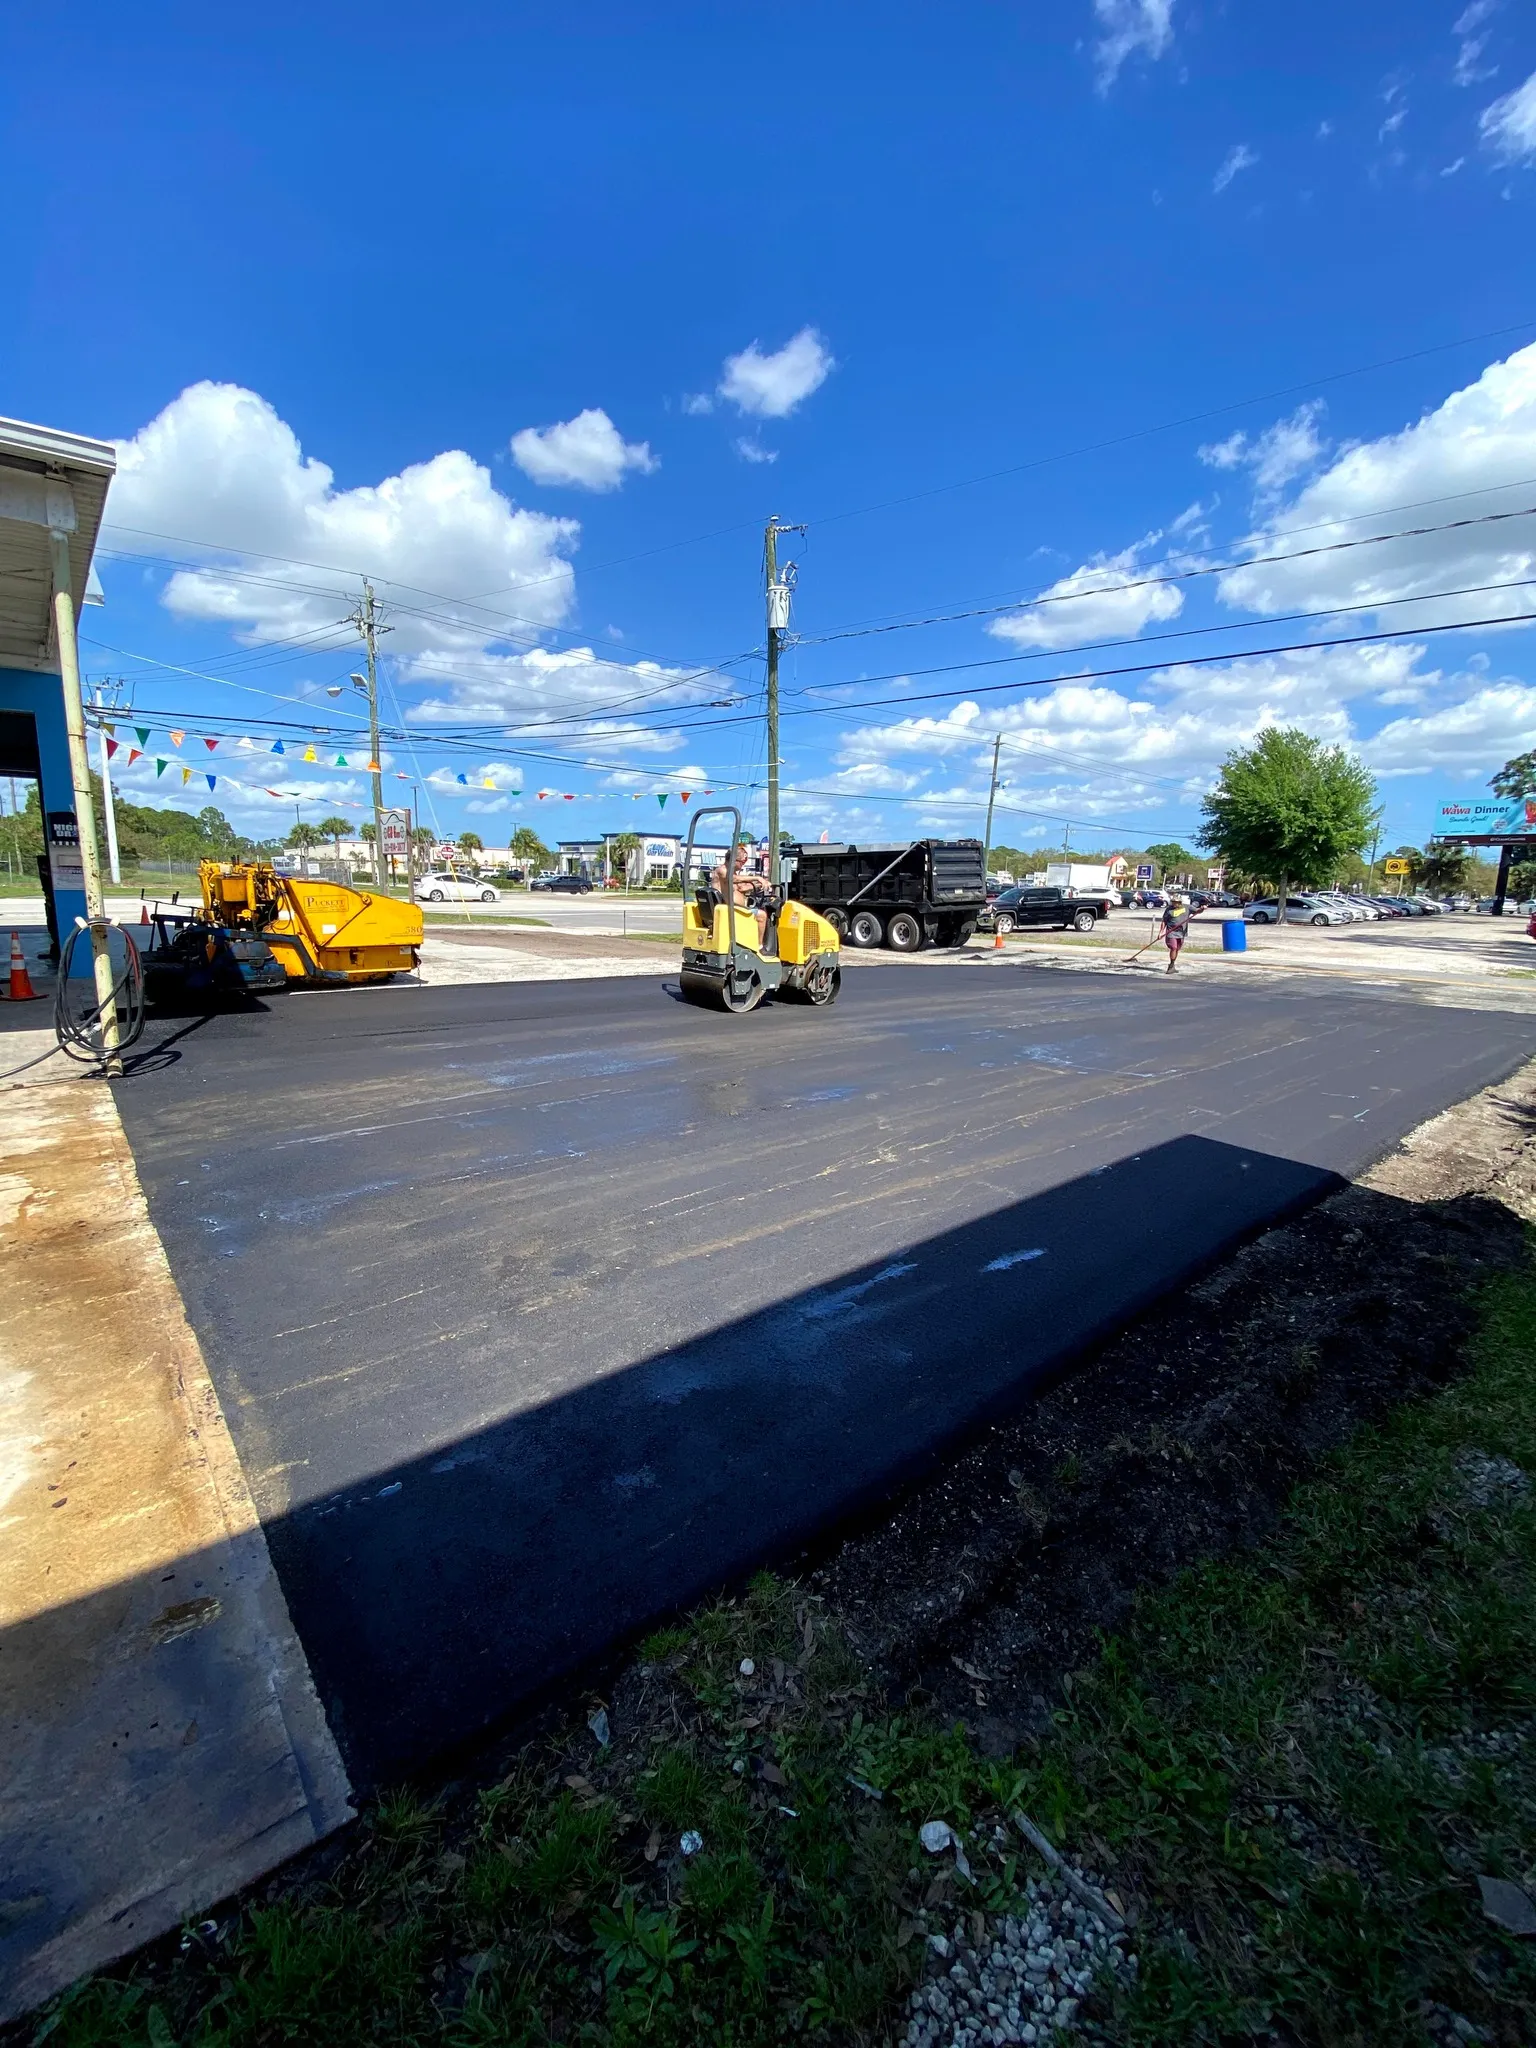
[0, 665, 89, 934]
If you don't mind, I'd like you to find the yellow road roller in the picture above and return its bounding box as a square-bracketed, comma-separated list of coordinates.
[678, 806, 841, 1012]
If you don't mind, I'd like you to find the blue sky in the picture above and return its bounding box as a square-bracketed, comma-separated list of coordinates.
[3, 0, 1535, 856]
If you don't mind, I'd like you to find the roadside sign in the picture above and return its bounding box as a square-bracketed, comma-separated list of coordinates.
[1207, 867, 1225, 884]
[380, 807, 411, 856]
[1136, 863, 1153, 881]
[1383, 857, 1410, 875]
[46, 811, 85, 893]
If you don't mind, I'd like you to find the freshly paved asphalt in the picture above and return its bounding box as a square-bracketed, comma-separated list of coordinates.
[112, 962, 1536, 1784]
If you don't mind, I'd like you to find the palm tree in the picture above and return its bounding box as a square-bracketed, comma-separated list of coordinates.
[317, 816, 351, 860]
[287, 822, 322, 850]
[607, 831, 642, 886]
[510, 825, 549, 882]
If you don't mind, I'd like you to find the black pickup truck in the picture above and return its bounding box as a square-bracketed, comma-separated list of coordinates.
[980, 885, 1104, 935]
[782, 839, 986, 950]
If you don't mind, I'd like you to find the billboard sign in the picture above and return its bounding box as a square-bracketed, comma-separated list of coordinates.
[380, 807, 411, 856]
[1435, 796, 1536, 838]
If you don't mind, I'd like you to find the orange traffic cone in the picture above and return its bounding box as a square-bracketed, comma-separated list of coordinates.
[993, 928, 1005, 951]
[5, 931, 42, 1002]
[140, 901, 150, 925]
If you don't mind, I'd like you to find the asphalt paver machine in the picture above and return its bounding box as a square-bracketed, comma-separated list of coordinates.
[142, 859, 423, 1005]
[678, 806, 841, 1013]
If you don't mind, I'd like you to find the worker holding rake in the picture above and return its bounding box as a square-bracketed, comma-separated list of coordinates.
[1124, 894, 1204, 972]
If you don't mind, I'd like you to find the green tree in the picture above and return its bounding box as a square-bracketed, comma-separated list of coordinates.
[360, 821, 376, 845]
[1200, 727, 1378, 924]
[1490, 751, 1536, 799]
[457, 830, 484, 856]
[1143, 841, 1194, 883]
[1417, 843, 1472, 895]
[607, 830, 642, 884]
[317, 815, 352, 859]
[287, 821, 322, 850]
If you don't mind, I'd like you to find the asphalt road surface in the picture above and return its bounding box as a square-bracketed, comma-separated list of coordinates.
[113, 963, 1536, 1785]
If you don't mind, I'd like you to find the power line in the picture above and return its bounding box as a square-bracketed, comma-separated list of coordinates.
[792, 500, 1536, 649]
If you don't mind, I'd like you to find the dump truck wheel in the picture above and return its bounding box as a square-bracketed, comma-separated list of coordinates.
[824, 908, 847, 936]
[848, 910, 882, 949]
[885, 911, 921, 951]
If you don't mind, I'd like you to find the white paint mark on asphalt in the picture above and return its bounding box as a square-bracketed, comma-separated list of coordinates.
[801, 1261, 918, 1320]
[982, 1248, 1047, 1272]
[377, 1481, 403, 1499]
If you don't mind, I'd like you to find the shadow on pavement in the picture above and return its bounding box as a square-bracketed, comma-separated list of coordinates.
[245, 1132, 1340, 1787]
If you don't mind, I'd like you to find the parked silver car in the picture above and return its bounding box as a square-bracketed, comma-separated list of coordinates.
[1243, 895, 1347, 926]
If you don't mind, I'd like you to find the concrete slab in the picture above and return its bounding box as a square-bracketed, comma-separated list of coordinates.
[0, 1077, 351, 2021]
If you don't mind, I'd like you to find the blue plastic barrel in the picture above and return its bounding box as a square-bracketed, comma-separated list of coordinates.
[1222, 917, 1248, 954]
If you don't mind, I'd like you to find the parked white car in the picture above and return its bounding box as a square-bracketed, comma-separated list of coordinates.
[418, 870, 500, 903]
[1244, 895, 1347, 926]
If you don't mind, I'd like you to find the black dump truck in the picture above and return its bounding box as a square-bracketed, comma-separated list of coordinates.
[781, 839, 986, 950]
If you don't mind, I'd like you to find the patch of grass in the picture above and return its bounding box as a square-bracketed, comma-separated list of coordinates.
[1046, 1262, 1536, 2044]
[28, 1265, 1536, 2047]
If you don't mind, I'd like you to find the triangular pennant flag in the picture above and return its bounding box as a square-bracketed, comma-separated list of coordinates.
[169, 729, 184, 747]
[105, 737, 119, 759]
[680, 791, 691, 803]
[366, 759, 380, 772]
[155, 758, 168, 777]
[265, 787, 285, 798]
[126, 748, 141, 766]
[564, 793, 574, 801]
[657, 794, 668, 809]
[135, 726, 150, 746]
[238, 735, 255, 750]
[482, 778, 495, 789]
[456, 773, 468, 785]
[271, 740, 286, 754]
[103, 721, 116, 737]
[334, 754, 348, 768]
[537, 792, 545, 801]
[181, 765, 192, 785]
[204, 736, 218, 752]
[206, 774, 217, 790]
[303, 745, 317, 763]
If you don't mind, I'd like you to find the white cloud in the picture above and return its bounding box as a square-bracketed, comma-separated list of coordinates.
[988, 539, 1185, 651]
[1091, 0, 1174, 93]
[1364, 680, 1536, 775]
[105, 383, 731, 796]
[1216, 341, 1536, 627]
[1480, 72, 1536, 162]
[1441, 156, 1467, 175]
[1213, 144, 1258, 194]
[1199, 401, 1328, 500]
[509, 408, 657, 492]
[109, 382, 578, 653]
[718, 328, 835, 419]
[734, 436, 778, 465]
[680, 392, 715, 417]
[1454, 0, 1498, 87]
[408, 642, 722, 735]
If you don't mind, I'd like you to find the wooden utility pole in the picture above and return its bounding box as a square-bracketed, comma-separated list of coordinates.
[763, 517, 805, 882]
[981, 734, 1002, 882]
[50, 531, 120, 1073]
[349, 581, 391, 887]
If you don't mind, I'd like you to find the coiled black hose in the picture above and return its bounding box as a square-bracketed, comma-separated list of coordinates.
[0, 922, 146, 1080]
